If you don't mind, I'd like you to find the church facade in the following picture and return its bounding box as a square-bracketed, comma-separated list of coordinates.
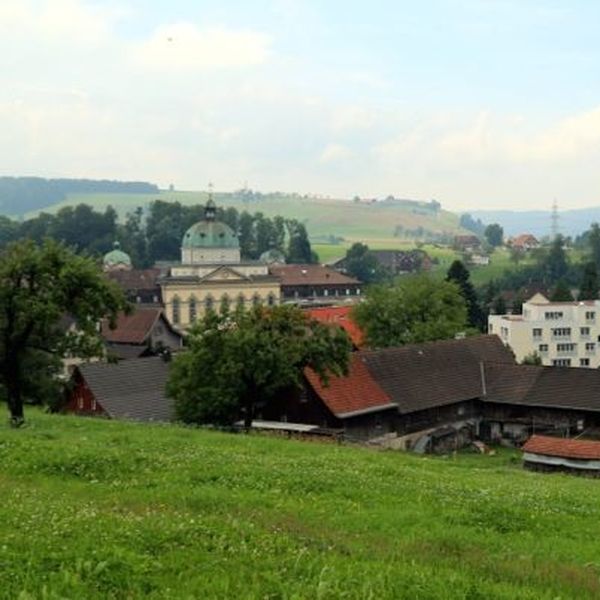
[159, 199, 281, 329]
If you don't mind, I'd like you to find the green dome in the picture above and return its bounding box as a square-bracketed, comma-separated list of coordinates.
[103, 242, 132, 267]
[259, 248, 286, 264]
[182, 221, 239, 249]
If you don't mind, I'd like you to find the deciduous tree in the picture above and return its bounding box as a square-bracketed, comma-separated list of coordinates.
[352, 275, 468, 348]
[484, 223, 504, 247]
[168, 305, 351, 428]
[0, 239, 128, 426]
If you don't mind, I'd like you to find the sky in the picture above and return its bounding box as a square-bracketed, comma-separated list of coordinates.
[2, 0, 600, 211]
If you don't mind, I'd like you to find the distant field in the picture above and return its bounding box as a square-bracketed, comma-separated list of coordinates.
[2, 409, 600, 598]
[27, 190, 466, 247]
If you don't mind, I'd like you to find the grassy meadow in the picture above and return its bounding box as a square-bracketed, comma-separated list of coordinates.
[1, 409, 600, 599]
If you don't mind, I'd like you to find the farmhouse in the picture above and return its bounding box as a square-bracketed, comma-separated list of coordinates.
[65, 356, 172, 422]
[333, 249, 432, 275]
[454, 235, 481, 252]
[101, 307, 183, 360]
[263, 335, 515, 444]
[107, 267, 162, 305]
[522, 435, 600, 476]
[510, 234, 539, 250]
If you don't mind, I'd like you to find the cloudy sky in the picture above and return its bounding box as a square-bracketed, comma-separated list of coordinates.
[2, 0, 600, 210]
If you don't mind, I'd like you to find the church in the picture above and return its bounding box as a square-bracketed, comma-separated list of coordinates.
[159, 198, 281, 329]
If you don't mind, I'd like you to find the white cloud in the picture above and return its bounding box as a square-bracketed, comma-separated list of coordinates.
[131, 23, 271, 71]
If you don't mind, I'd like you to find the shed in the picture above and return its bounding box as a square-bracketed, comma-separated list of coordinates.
[522, 435, 600, 476]
[65, 356, 173, 422]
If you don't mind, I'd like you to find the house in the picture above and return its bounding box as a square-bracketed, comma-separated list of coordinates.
[489, 293, 600, 367]
[101, 307, 183, 360]
[304, 306, 364, 348]
[510, 234, 539, 251]
[522, 435, 600, 476]
[263, 335, 515, 444]
[467, 253, 490, 266]
[482, 362, 600, 443]
[107, 268, 162, 305]
[269, 264, 362, 304]
[159, 198, 281, 329]
[65, 356, 172, 422]
[454, 235, 481, 252]
[332, 249, 432, 275]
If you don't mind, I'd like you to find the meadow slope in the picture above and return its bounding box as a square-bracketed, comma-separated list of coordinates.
[1, 410, 600, 599]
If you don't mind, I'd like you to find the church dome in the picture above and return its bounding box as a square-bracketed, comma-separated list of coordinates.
[182, 200, 239, 250]
[259, 248, 286, 265]
[103, 241, 132, 270]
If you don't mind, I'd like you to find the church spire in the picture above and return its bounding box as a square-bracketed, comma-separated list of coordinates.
[205, 182, 216, 221]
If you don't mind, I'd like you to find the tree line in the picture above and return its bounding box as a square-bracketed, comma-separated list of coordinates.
[0, 201, 316, 267]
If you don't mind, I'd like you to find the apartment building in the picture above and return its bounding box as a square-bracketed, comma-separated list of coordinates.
[488, 293, 600, 368]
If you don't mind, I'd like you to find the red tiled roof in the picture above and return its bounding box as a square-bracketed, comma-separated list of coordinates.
[304, 354, 395, 418]
[305, 306, 364, 347]
[270, 264, 360, 286]
[101, 308, 163, 344]
[512, 234, 538, 247]
[522, 435, 600, 460]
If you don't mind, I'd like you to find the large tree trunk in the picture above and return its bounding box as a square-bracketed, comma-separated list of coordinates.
[4, 359, 25, 427]
[243, 398, 254, 432]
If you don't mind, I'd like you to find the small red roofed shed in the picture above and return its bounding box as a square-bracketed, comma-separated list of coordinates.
[522, 435, 600, 476]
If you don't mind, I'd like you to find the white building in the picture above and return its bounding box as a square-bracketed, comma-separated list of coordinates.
[488, 293, 600, 368]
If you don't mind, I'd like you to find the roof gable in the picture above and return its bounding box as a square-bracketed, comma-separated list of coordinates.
[76, 357, 172, 422]
[200, 265, 250, 283]
[101, 308, 177, 345]
[361, 335, 515, 414]
[304, 354, 395, 418]
[305, 306, 364, 347]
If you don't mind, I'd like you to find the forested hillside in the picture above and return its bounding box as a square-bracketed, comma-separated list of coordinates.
[0, 177, 158, 215]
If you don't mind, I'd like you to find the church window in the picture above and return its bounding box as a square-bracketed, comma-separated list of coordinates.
[205, 296, 214, 312]
[236, 294, 245, 309]
[172, 297, 181, 325]
[252, 294, 262, 307]
[189, 297, 197, 323]
[268, 294, 276, 306]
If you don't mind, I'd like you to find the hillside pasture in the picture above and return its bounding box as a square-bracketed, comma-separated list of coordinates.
[1, 410, 600, 598]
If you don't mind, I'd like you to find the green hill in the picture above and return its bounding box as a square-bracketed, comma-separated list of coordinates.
[1, 410, 599, 599]
[26, 190, 468, 262]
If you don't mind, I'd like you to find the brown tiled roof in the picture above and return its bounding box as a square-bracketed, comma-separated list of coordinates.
[101, 308, 164, 344]
[106, 268, 161, 291]
[270, 264, 360, 286]
[511, 234, 538, 247]
[485, 363, 600, 412]
[304, 354, 395, 418]
[77, 357, 172, 422]
[523, 435, 600, 460]
[361, 335, 515, 414]
[305, 306, 364, 347]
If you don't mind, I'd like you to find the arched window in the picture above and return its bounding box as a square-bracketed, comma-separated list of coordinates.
[172, 297, 181, 325]
[252, 293, 262, 307]
[267, 293, 276, 306]
[220, 294, 230, 314]
[189, 297, 197, 323]
[236, 294, 246, 310]
[205, 295, 214, 312]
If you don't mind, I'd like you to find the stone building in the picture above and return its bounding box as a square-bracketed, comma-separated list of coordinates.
[160, 198, 281, 329]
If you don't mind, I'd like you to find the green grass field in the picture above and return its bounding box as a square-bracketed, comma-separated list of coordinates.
[2, 409, 600, 599]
